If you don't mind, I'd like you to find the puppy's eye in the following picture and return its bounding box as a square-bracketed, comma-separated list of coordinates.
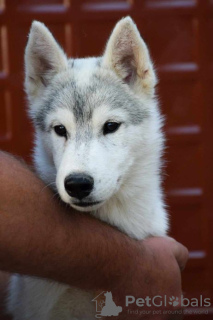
[103, 122, 121, 135]
[54, 125, 67, 138]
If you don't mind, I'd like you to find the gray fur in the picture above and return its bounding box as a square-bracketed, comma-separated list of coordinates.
[34, 61, 149, 132]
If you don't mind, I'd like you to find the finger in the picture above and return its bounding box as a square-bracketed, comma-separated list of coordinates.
[171, 241, 189, 271]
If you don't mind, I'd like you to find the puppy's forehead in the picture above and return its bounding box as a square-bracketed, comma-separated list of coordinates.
[68, 57, 101, 74]
[35, 58, 149, 130]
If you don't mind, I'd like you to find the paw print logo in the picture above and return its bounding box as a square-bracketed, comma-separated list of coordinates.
[169, 296, 179, 307]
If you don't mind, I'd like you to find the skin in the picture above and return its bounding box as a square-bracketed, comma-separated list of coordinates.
[0, 151, 188, 319]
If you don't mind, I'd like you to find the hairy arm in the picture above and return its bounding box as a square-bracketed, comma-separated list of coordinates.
[0, 151, 188, 317]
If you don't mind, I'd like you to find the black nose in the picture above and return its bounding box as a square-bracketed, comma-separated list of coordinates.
[64, 173, 94, 200]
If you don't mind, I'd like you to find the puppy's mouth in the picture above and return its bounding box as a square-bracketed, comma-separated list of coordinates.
[70, 200, 104, 211]
[72, 201, 102, 208]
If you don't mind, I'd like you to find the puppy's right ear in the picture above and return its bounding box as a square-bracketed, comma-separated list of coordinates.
[103, 17, 156, 96]
[25, 21, 68, 102]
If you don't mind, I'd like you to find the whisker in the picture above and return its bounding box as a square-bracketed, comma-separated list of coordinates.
[51, 192, 60, 201]
[40, 181, 56, 194]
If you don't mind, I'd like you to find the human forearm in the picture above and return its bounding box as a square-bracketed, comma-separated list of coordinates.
[0, 151, 188, 319]
[0, 151, 140, 290]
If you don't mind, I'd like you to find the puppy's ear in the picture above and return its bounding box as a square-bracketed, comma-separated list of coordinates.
[25, 21, 68, 101]
[103, 17, 156, 96]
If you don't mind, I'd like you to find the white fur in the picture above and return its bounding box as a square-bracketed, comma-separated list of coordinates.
[8, 17, 168, 320]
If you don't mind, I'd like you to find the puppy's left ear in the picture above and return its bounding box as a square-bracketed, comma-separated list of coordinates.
[103, 17, 157, 96]
[25, 21, 68, 102]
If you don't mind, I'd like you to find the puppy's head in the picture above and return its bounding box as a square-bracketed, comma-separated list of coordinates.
[25, 17, 157, 211]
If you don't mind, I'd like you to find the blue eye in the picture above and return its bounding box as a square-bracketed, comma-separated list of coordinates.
[103, 122, 121, 135]
[54, 125, 67, 138]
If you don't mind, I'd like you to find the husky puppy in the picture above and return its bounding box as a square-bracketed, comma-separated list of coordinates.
[8, 17, 168, 319]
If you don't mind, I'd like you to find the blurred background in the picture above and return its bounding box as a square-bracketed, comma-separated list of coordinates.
[0, 0, 213, 319]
